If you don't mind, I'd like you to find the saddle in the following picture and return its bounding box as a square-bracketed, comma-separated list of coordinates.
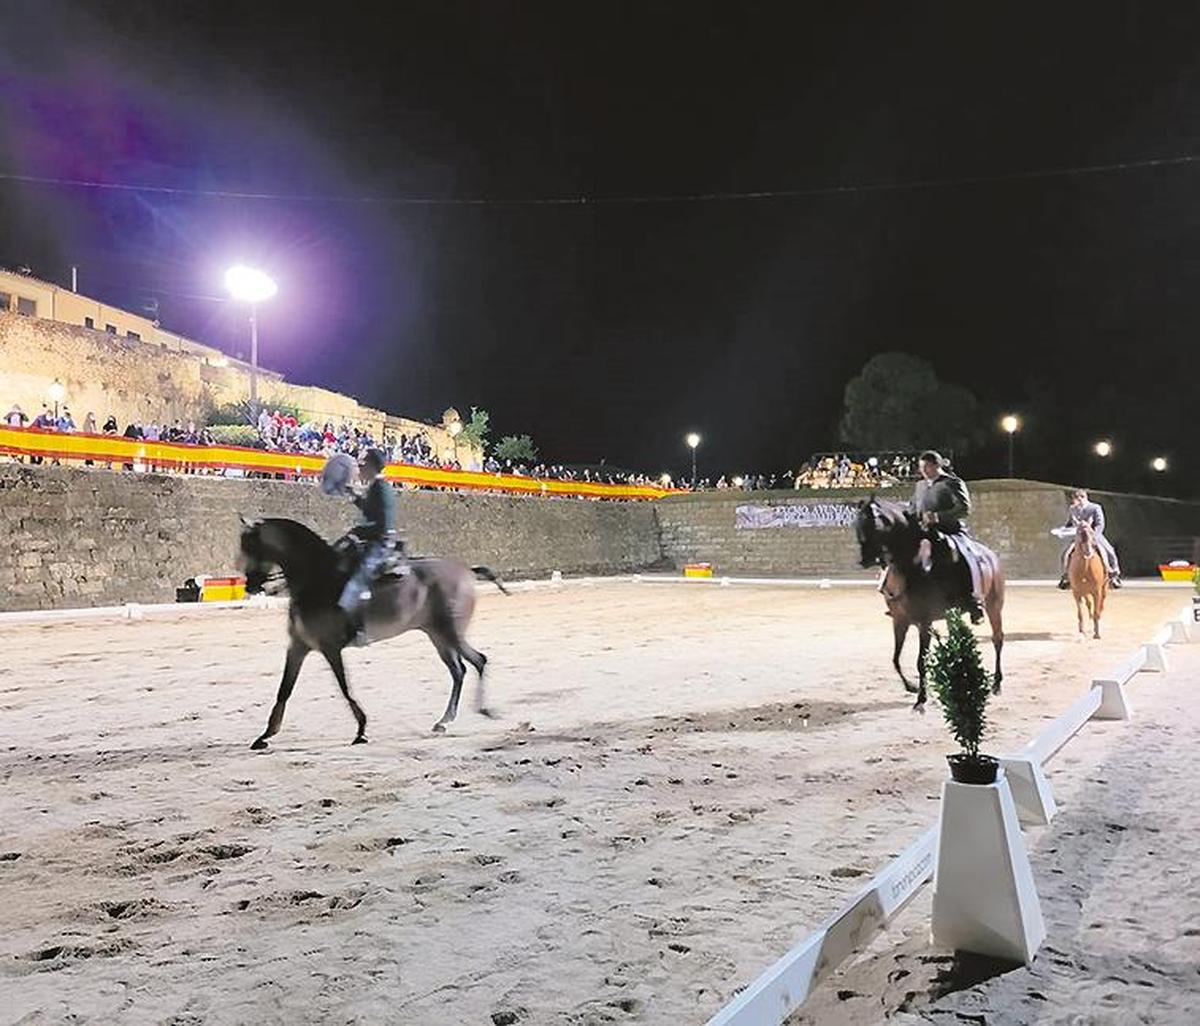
[335, 532, 410, 585]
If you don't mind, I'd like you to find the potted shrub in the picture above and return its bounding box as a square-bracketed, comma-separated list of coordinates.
[927, 608, 998, 784]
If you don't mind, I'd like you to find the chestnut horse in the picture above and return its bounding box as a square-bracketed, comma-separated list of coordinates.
[855, 498, 1005, 709]
[1068, 518, 1107, 639]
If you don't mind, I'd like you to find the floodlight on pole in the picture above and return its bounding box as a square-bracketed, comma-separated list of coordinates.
[224, 265, 278, 424]
[685, 432, 701, 488]
[1094, 440, 1112, 458]
[999, 414, 1020, 478]
[448, 418, 463, 463]
[1151, 456, 1168, 472]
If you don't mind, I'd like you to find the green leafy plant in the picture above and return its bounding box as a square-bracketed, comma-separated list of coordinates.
[206, 398, 304, 426]
[457, 407, 490, 450]
[206, 424, 261, 448]
[926, 609, 993, 757]
[1192, 566, 1200, 596]
[494, 433, 538, 463]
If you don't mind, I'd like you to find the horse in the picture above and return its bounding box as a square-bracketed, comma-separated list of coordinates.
[1067, 517, 1107, 639]
[237, 517, 509, 748]
[854, 498, 1005, 709]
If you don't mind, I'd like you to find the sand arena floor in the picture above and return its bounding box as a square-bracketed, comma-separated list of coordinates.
[0, 581, 1188, 1025]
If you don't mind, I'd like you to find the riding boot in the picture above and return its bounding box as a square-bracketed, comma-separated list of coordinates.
[1109, 572, 1123, 589]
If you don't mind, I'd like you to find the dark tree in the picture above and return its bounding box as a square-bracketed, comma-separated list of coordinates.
[839, 352, 981, 456]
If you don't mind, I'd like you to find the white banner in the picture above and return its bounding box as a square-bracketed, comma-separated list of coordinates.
[735, 502, 857, 530]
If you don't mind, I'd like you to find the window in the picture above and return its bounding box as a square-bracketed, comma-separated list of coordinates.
[105, 324, 117, 334]
[16, 296, 36, 316]
[84, 316, 95, 329]
[126, 330, 140, 341]
[0, 292, 10, 311]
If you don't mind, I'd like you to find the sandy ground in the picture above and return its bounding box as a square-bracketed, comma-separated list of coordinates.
[0, 581, 1192, 1026]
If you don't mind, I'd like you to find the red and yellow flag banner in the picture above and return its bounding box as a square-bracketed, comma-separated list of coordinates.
[0, 426, 677, 501]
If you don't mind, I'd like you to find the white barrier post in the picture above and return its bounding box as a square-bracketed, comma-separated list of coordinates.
[998, 756, 1057, 827]
[1141, 642, 1169, 673]
[1092, 677, 1133, 720]
[930, 770, 1045, 964]
[1168, 619, 1192, 644]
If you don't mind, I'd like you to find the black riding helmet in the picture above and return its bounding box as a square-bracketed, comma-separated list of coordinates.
[359, 447, 386, 474]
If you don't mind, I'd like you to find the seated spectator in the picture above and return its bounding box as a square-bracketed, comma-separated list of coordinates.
[102, 414, 118, 434]
[82, 412, 97, 434]
[32, 407, 56, 429]
[5, 404, 27, 427]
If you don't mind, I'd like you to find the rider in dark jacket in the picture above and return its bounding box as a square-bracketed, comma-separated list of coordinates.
[912, 451, 984, 623]
[337, 448, 398, 645]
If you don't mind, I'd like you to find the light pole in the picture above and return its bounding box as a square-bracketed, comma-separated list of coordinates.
[224, 265, 278, 425]
[686, 432, 701, 489]
[448, 419, 463, 465]
[47, 379, 65, 421]
[1000, 414, 1020, 478]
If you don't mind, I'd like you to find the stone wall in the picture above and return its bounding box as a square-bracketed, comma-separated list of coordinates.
[0, 465, 664, 611]
[655, 480, 1200, 579]
[0, 313, 470, 460]
[3, 468, 1197, 612]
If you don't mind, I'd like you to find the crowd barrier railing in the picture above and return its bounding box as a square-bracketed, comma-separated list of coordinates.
[0, 425, 676, 501]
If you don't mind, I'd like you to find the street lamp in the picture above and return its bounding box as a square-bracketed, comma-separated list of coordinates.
[224, 265, 278, 425]
[47, 379, 66, 420]
[448, 419, 463, 464]
[1151, 456, 1168, 472]
[1094, 440, 1112, 458]
[1000, 414, 1020, 478]
[685, 432, 701, 488]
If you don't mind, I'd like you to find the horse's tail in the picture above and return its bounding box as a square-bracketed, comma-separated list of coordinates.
[472, 566, 511, 596]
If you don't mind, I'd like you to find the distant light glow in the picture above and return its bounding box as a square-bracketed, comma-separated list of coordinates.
[47, 380, 65, 402]
[224, 265, 278, 303]
[1000, 414, 1020, 434]
[685, 432, 701, 449]
[732, 476, 744, 487]
[1094, 440, 1113, 458]
[659, 473, 672, 486]
[448, 421, 463, 437]
[1151, 456, 1168, 472]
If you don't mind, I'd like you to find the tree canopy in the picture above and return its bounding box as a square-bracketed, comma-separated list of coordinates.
[839, 352, 980, 455]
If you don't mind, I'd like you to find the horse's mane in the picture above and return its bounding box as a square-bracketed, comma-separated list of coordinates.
[869, 498, 912, 530]
[258, 517, 340, 576]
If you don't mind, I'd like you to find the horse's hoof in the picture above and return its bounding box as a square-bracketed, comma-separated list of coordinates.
[250, 738, 268, 751]
[902, 682, 919, 695]
[478, 706, 498, 720]
[912, 701, 927, 715]
[352, 735, 369, 745]
[432, 723, 446, 734]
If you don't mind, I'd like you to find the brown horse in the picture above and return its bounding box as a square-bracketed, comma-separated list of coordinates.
[1068, 518, 1107, 639]
[855, 499, 1005, 709]
[238, 517, 509, 748]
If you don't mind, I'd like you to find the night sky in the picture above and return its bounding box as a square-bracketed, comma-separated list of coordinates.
[2, 2, 1197, 495]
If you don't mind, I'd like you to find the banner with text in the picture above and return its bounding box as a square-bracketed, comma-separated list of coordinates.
[735, 502, 857, 530]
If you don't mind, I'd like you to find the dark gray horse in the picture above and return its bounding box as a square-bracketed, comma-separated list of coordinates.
[854, 498, 1005, 709]
[238, 517, 508, 748]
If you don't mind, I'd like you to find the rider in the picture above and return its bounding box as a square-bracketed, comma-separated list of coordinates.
[1057, 488, 1122, 590]
[337, 447, 399, 645]
[912, 450, 985, 624]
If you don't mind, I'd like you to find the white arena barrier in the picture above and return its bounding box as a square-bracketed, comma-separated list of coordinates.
[706, 827, 937, 1026]
[713, 604, 1185, 1023]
